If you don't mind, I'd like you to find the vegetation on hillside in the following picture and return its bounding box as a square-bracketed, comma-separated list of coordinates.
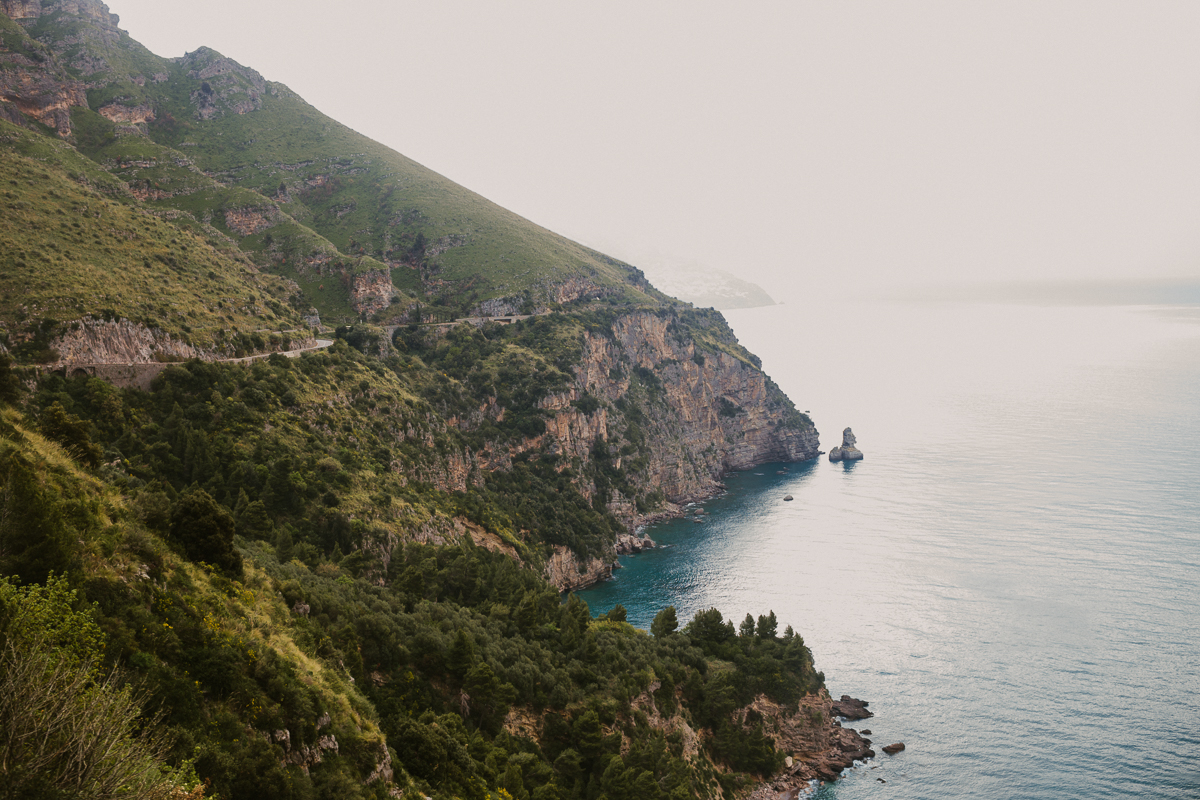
[0, 5, 829, 798]
[1, 382, 825, 799]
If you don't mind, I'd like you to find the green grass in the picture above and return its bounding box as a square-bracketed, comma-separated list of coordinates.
[0, 121, 308, 359]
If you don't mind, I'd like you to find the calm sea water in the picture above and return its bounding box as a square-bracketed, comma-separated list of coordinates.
[579, 298, 1200, 799]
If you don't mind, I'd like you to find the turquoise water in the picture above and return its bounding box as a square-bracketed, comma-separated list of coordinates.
[579, 299, 1200, 799]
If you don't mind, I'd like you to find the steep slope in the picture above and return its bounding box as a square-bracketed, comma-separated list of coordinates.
[3, 0, 661, 324]
[0, 118, 312, 363]
[0, 5, 851, 799]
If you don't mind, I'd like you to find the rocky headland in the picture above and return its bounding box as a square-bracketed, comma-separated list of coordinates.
[743, 691, 878, 800]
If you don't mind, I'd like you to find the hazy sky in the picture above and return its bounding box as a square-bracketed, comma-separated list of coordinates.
[104, 0, 1200, 299]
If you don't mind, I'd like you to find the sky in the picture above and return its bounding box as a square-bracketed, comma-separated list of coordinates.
[103, 0, 1200, 301]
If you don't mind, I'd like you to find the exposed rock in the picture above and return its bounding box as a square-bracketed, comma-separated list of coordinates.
[176, 47, 267, 120]
[0, 62, 89, 136]
[350, 269, 398, 315]
[828, 427, 864, 462]
[783, 494, 793, 501]
[882, 742, 905, 755]
[544, 545, 612, 592]
[223, 205, 279, 236]
[573, 311, 820, 523]
[741, 691, 876, 799]
[51, 318, 204, 365]
[97, 102, 154, 124]
[614, 533, 655, 554]
[831, 695, 873, 720]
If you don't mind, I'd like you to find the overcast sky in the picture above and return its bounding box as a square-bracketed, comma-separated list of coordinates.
[104, 0, 1200, 300]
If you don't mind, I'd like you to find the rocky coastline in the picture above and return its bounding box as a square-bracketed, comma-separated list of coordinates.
[741, 691, 879, 800]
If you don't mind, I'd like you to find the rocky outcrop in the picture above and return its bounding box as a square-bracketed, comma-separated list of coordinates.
[350, 269, 396, 315]
[0, 64, 89, 136]
[51, 318, 204, 365]
[831, 695, 873, 720]
[97, 102, 154, 125]
[742, 691, 875, 798]
[176, 47, 267, 120]
[828, 427, 863, 462]
[614, 532, 655, 554]
[574, 311, 819, 507]
[544, 546, 612, 592]
[223, 205, 280, 236]
[882, 742, 905, 755]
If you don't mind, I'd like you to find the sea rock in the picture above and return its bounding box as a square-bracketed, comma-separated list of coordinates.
[828, 428, 864, 462]
[831, 695, 873, 720]
[783, 494, 793, 501]
[882, 742, 905, 755]
[615, 533, 656, 555]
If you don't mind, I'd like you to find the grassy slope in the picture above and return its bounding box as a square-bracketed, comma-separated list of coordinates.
[18, 2, 660, 316]
[0, 120, 309, 357]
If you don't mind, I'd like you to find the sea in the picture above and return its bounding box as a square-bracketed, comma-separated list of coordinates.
[578, 294, 1200, 799]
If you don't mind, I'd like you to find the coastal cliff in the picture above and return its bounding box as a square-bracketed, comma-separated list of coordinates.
[0, 5, 843, 798]
[535, 308, 817, 588]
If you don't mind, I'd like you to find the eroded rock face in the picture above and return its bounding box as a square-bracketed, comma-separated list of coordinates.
[97, 102, 155, 124]
[0, 66, 89, 135]
[51, 318, 204, 364]
[576, 312, 820, 502]
[735, 691, 877, 799]
[224, 205, 280, 236]
[350, 270, 397, 315]
[176, 47, 267, 120]
[544, 546, 612, 592]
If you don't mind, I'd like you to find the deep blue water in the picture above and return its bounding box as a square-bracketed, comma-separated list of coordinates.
[579, 299, 1200, 799]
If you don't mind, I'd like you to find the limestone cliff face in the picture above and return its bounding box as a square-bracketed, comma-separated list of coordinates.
[571, 310, 817, 503]
[545, 546, 613, 593]
[49, 318, 318, 367]
[0, 32, 89, 135]
[223, 205, 280, 236]
[351, 269, 397, 315]
[537, 308, 818, 589]
[177, 48, 267, 119]
[51, 318, 205, 364]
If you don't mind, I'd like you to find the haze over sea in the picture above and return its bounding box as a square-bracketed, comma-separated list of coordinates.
[579, 293, 1200, 799]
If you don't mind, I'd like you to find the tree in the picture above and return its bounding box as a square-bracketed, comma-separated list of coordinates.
[739, 613, 756, 638]
[0, 577, 198, 800]
[605, 604, 627, 623]
[685, 608, 735, 646]
[37, 402, 102, 468]
[0, 354, 22, 405]
[756, 610, 778, 640]
[650, 606, 678, 639]
[169, 488, 242, 576]
[447, 629, 475, 680]
[0, 446, 77, 585]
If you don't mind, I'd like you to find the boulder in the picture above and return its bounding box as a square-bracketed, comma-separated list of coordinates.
[831, 695, 873, 720]
[882, 742, 906, 755]
[783, 495, 793, 501]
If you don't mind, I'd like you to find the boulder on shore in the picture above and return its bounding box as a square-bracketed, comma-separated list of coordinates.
[829, 428, 864, 462]
[830, 695, 873, 720]
[882, 742, 906, 755]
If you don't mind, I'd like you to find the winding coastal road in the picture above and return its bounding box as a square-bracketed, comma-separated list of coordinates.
[51, 337, 337, 390]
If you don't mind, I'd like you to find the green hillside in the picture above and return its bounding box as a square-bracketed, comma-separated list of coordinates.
[0, 3, 833, 798]
[4, 2, 661, 325]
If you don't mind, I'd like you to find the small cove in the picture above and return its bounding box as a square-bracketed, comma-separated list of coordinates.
[579, 298, 1200, 799]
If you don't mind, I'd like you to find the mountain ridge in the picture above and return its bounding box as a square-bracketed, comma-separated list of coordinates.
[0, 4, 852, 799]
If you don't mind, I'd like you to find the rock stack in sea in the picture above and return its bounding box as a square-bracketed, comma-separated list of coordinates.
[829, 428, 864, 462]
